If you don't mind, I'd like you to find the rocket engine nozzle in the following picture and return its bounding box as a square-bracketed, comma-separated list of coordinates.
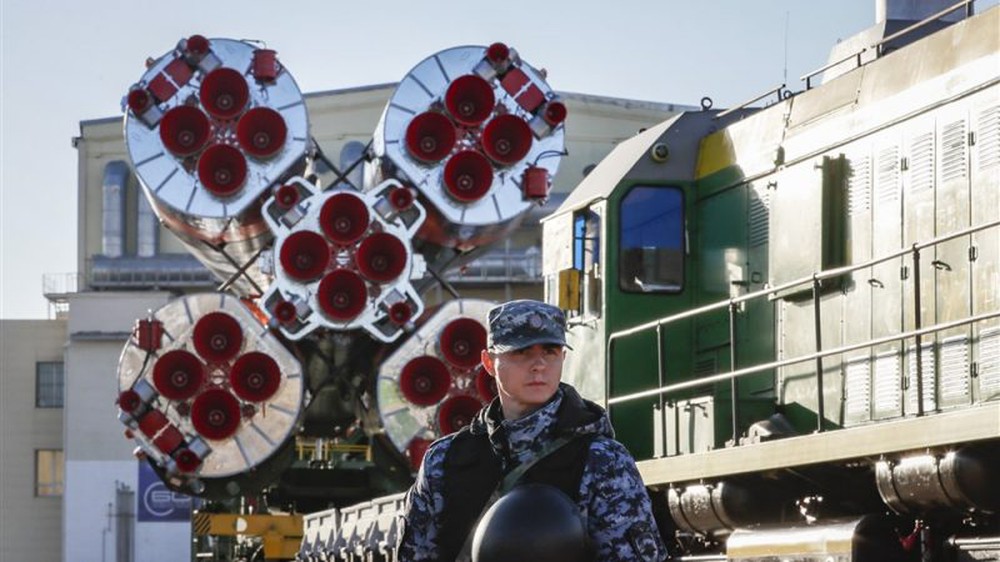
[192, 312, 244, 363]
[199, 67, 249, 120]
[320, 193, 371, 245]
[191, 388, 242, 440]
[152, 350, 205, 400]
[445, 75, 495, 127]
[237, 107, 287, 159]
[482, 115, 532, 165]
[159, 106, 212, 157]
[399, 355, 452, 406]
[317, 270, 368, 322]
[197, 144, 248, 197]
[229, 352, 281, 402]
[405, 112, 456, 163]
[279, 231, 330, 282]
[439, 317, 488, 369]
[443, 151, 493, 203]
[438, 395, 482, 434]
[356, 232, 407, 283]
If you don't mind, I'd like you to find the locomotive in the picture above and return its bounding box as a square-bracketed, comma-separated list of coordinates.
[112, 1, 999, 560]
[541, 1, 999, 560]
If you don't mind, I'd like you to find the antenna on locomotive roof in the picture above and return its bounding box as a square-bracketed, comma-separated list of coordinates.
[783, 11, 790, 85]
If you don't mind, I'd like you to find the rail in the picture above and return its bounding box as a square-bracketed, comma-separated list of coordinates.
[606, 218, 1000, 451]
[800, 0, 975, 90]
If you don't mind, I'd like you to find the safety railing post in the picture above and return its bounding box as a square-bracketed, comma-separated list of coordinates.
[912, 244, 925, 416]
[728, 301, 740, 443]
[813, 274, 825, 432]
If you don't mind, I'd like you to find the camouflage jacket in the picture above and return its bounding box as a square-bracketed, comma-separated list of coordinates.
[397, 384, 667, 561]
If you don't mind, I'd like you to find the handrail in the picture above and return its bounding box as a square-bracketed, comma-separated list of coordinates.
[605, 218, 1000, 442]
[715, 84, 788, 120]
[608, 309, 1000, 406]
[800, 0, 975, 90]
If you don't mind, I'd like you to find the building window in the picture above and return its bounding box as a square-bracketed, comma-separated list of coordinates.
[619, 186, 685, 293]
[36, 449, 64, 496]
[36, 361, 64, 408]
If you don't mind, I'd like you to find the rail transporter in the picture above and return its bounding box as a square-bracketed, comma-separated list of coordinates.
[112, 1, 998, 561]
[539, 2, 999, 560]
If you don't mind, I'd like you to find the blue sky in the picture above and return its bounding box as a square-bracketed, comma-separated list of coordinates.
[0, 0, 963, 318]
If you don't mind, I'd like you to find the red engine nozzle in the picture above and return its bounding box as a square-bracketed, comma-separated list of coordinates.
[197, 144, 248, 197]
[191, 389, 242, 440]
[279, 231, 330, 282]
[445, 75, 495, 127]
[542, 101, 567, 126]
[152, 350, 205, 400]
[356, 233, 407, 283]
[320, 193, 371, 245]
[407, 438, 433, 471]
[405, 112, 456, 163]
[273, 300, 298, 324]
[118, 389, 143, 414]
[388, 187, 415, 211]
[159, 106, 211, 157]
[317, 270, 368, 321]
[185, 34, 210, 56]
[236, 107, 287, 159]
[127, 88, 153, 115]
[443, 151, 493, 203]
[475, 367, 499, 402]
[486, 42, 510, 64]
[192, 312, 244, 363]
[388, 302, 413, 325]
[399, 355, 452, 406]
[439, 318, 488, 369]
[174, 448, 202, 473]
[437, 395, 483, 435]
[229, 352, 281, 402]
[274, 184, 300, 209]
[482, 115, 532, 165]
[199, 67, 249, 120]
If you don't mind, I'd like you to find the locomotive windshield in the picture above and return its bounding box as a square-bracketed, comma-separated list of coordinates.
[619, 185, 684, 293]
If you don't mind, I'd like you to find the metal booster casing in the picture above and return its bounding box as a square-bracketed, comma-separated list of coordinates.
[123, 36, 310, 296]
[366, 299, 495, 469]
[116, 293, 304, 495]
[369, 43, 566, 250]
[259, 178, 427, 342]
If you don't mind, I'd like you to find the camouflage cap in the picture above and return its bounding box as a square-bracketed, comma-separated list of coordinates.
[486, 300, 571, 353]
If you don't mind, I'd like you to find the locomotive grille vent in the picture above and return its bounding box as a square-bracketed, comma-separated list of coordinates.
[940, 335, 971, 404]
[693, 356, 718, 377]
[908, 132, 935, 193]
[906, 343, 937, 414]
[876, 146, 901, 203]
[979, 327, 1000, 399]
[874, 351, 901, 417]
[977, 105, 1000, 169]
[845, 357, 872, 422]
[941, 120, 968, 183]
[847, 155, 871, 215]
[749, 187, 770, 248]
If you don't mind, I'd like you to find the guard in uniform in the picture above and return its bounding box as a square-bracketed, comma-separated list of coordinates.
[397, 300, 667, 561]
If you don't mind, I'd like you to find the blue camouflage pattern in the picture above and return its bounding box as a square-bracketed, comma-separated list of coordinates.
[486, 299, 570, 353]
[397, 384, 667, 561]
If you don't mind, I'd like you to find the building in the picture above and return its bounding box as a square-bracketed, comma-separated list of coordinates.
[32, 82, 688, 561]
[0, 319, 68, 562]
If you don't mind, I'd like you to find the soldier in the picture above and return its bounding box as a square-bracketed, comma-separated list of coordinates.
[397, 299, 666, 561]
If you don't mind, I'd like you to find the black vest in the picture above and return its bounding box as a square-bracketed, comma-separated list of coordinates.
[437, 426, 595, 562]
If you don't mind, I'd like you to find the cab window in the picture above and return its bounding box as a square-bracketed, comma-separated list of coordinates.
[619, 186, 684, 293]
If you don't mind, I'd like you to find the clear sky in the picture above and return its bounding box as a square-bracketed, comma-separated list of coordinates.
[0, 0, 981, 318]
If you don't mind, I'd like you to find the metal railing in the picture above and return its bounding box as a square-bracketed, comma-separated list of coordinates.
[800, 0, 975, 90]
[606, 218, 1000, 452]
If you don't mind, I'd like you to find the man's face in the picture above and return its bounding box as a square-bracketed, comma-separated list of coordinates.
[481, 343, 565, 419]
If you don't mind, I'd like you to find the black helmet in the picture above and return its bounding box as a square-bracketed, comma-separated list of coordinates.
[472, 483, 593, 562]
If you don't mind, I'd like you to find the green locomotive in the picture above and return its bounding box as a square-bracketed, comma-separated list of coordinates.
[542, 3, 999, 560]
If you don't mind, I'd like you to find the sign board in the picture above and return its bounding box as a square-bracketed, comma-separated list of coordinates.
[137, 461, 196, 522]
